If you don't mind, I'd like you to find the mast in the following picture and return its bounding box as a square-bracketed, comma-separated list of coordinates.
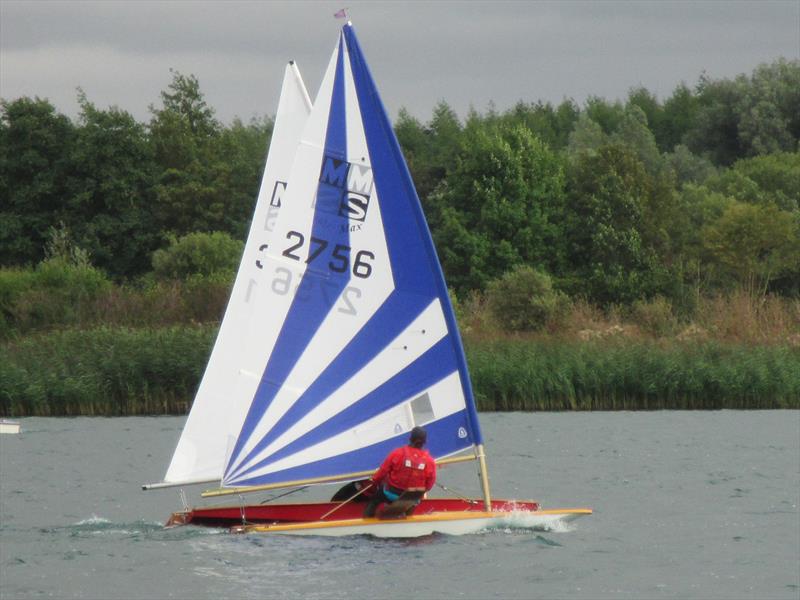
[476, 444, 492, 510]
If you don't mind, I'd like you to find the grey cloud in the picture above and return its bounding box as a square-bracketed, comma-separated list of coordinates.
[1, 0, 797, 124]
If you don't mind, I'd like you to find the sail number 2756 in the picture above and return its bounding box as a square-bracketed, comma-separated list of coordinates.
[276, 230, 375, 278]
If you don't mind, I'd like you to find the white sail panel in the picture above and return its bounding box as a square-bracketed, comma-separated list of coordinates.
[163, 63, 311, 484]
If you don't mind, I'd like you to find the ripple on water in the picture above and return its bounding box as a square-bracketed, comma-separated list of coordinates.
[34, 516, 225, 543]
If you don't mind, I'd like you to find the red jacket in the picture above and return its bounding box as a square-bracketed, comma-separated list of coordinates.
[372, 445, 436, 492]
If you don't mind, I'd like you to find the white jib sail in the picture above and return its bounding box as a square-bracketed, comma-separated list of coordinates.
[163, 62, 312, 485]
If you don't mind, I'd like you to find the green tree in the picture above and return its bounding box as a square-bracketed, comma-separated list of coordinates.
[664, 145, 717, 186]
[66, 93, 158, 278]
[567, 113, 606, 157]
[584, 96, 626, 135]
[428, 124, 566, 294]
[627, 86, 670, 151]
[702, 202, 800, 296]
[0, 224, 112, 337]
[0, 97, 76, 265]
[395, 108, 439, 204]
[731, 152, 800, 212]
[151, 231, 243, 279]
[660, 83, 700, 152]
[703, 169, 766, 205]
[562, 145, 662, 304]
[684, 59, 800, 165]
[735, 59, 800, 156]
[500, 99, 579, 151]
[686, 75, 744, 166]
[149, 70, 228, 236]
[611, 105, 664, 176]
[668, 183, 735, 299]
[395, 102, 463, 211]
[214, 116, 274, 237]
[485, 265, 566, 332]
[427, 102, 463, 180]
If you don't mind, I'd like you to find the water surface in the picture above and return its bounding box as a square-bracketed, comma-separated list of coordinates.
[1, 412, 798, 599]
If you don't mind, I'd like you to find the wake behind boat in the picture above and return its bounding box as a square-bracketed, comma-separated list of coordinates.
[144, 22, 591, 537]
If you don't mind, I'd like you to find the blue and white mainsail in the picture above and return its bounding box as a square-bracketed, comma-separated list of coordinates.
[218, 24, 483, 489]
[164, 62, 312, 485]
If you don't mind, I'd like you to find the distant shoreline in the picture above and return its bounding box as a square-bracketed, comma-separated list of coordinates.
[2, 325, 797, 417]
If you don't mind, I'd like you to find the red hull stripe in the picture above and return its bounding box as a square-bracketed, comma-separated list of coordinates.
[173, 498, 539, 527]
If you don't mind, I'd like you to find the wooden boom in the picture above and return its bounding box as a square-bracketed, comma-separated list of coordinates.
[200, 454, 478, 498]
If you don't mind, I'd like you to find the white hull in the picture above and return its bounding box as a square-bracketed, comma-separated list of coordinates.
[0, 420, 20, 434]
[236, 509, 592, 538]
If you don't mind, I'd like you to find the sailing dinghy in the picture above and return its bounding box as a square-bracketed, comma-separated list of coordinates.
[144, 23, 591, 537]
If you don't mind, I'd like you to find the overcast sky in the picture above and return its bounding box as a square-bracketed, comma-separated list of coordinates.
[2, 0, 798, 125]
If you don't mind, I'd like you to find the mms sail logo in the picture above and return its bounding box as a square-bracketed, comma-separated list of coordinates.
[317, 155, 372, 222]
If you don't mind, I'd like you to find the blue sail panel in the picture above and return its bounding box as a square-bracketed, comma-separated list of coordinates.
[228, 411, 474, 487]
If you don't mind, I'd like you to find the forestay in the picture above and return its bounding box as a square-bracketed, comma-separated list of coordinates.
[164, 63, 312, 485]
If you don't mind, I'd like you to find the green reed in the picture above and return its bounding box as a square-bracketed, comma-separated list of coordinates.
[1, 326, 797, 416]
[466, 338, 800, 410]
[0, 325, 216, 416]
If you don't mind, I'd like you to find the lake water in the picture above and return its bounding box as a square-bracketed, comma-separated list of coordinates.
[1, 412, 798, 600]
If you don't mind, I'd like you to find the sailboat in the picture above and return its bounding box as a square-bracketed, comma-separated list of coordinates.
[144, 23, 591, 537]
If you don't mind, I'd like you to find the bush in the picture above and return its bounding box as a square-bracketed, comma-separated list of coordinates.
[0, 261, 112, 338]
[151, 231, 243, 279]
[181, 272, 235, 322]
[0, 268, 36, 337]
[631, 296, 678, 337]
[485, 266, 567, 332]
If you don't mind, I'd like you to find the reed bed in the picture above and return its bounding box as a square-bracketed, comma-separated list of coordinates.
[0, 325, 215, 416]
[1, 325, 797, 416]
[466, 338, 800, 411]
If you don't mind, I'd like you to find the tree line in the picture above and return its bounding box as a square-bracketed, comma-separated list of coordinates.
[2, 59, 798, 313]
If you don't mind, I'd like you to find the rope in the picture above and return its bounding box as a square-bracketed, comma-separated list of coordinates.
[178, 488, 189, 512]
[259, 485, 310, 504]
[436, 481, 479, 504]
[319, 482, 374, 520]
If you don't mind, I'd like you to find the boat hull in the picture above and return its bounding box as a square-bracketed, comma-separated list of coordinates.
[167, 498, 540, 528]
[234, 509, 593, 538]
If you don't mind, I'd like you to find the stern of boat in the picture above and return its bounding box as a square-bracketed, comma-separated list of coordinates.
[165, 511, 191, 527]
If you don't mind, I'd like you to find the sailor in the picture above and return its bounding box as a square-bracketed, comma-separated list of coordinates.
[363, 426, 436, 518]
